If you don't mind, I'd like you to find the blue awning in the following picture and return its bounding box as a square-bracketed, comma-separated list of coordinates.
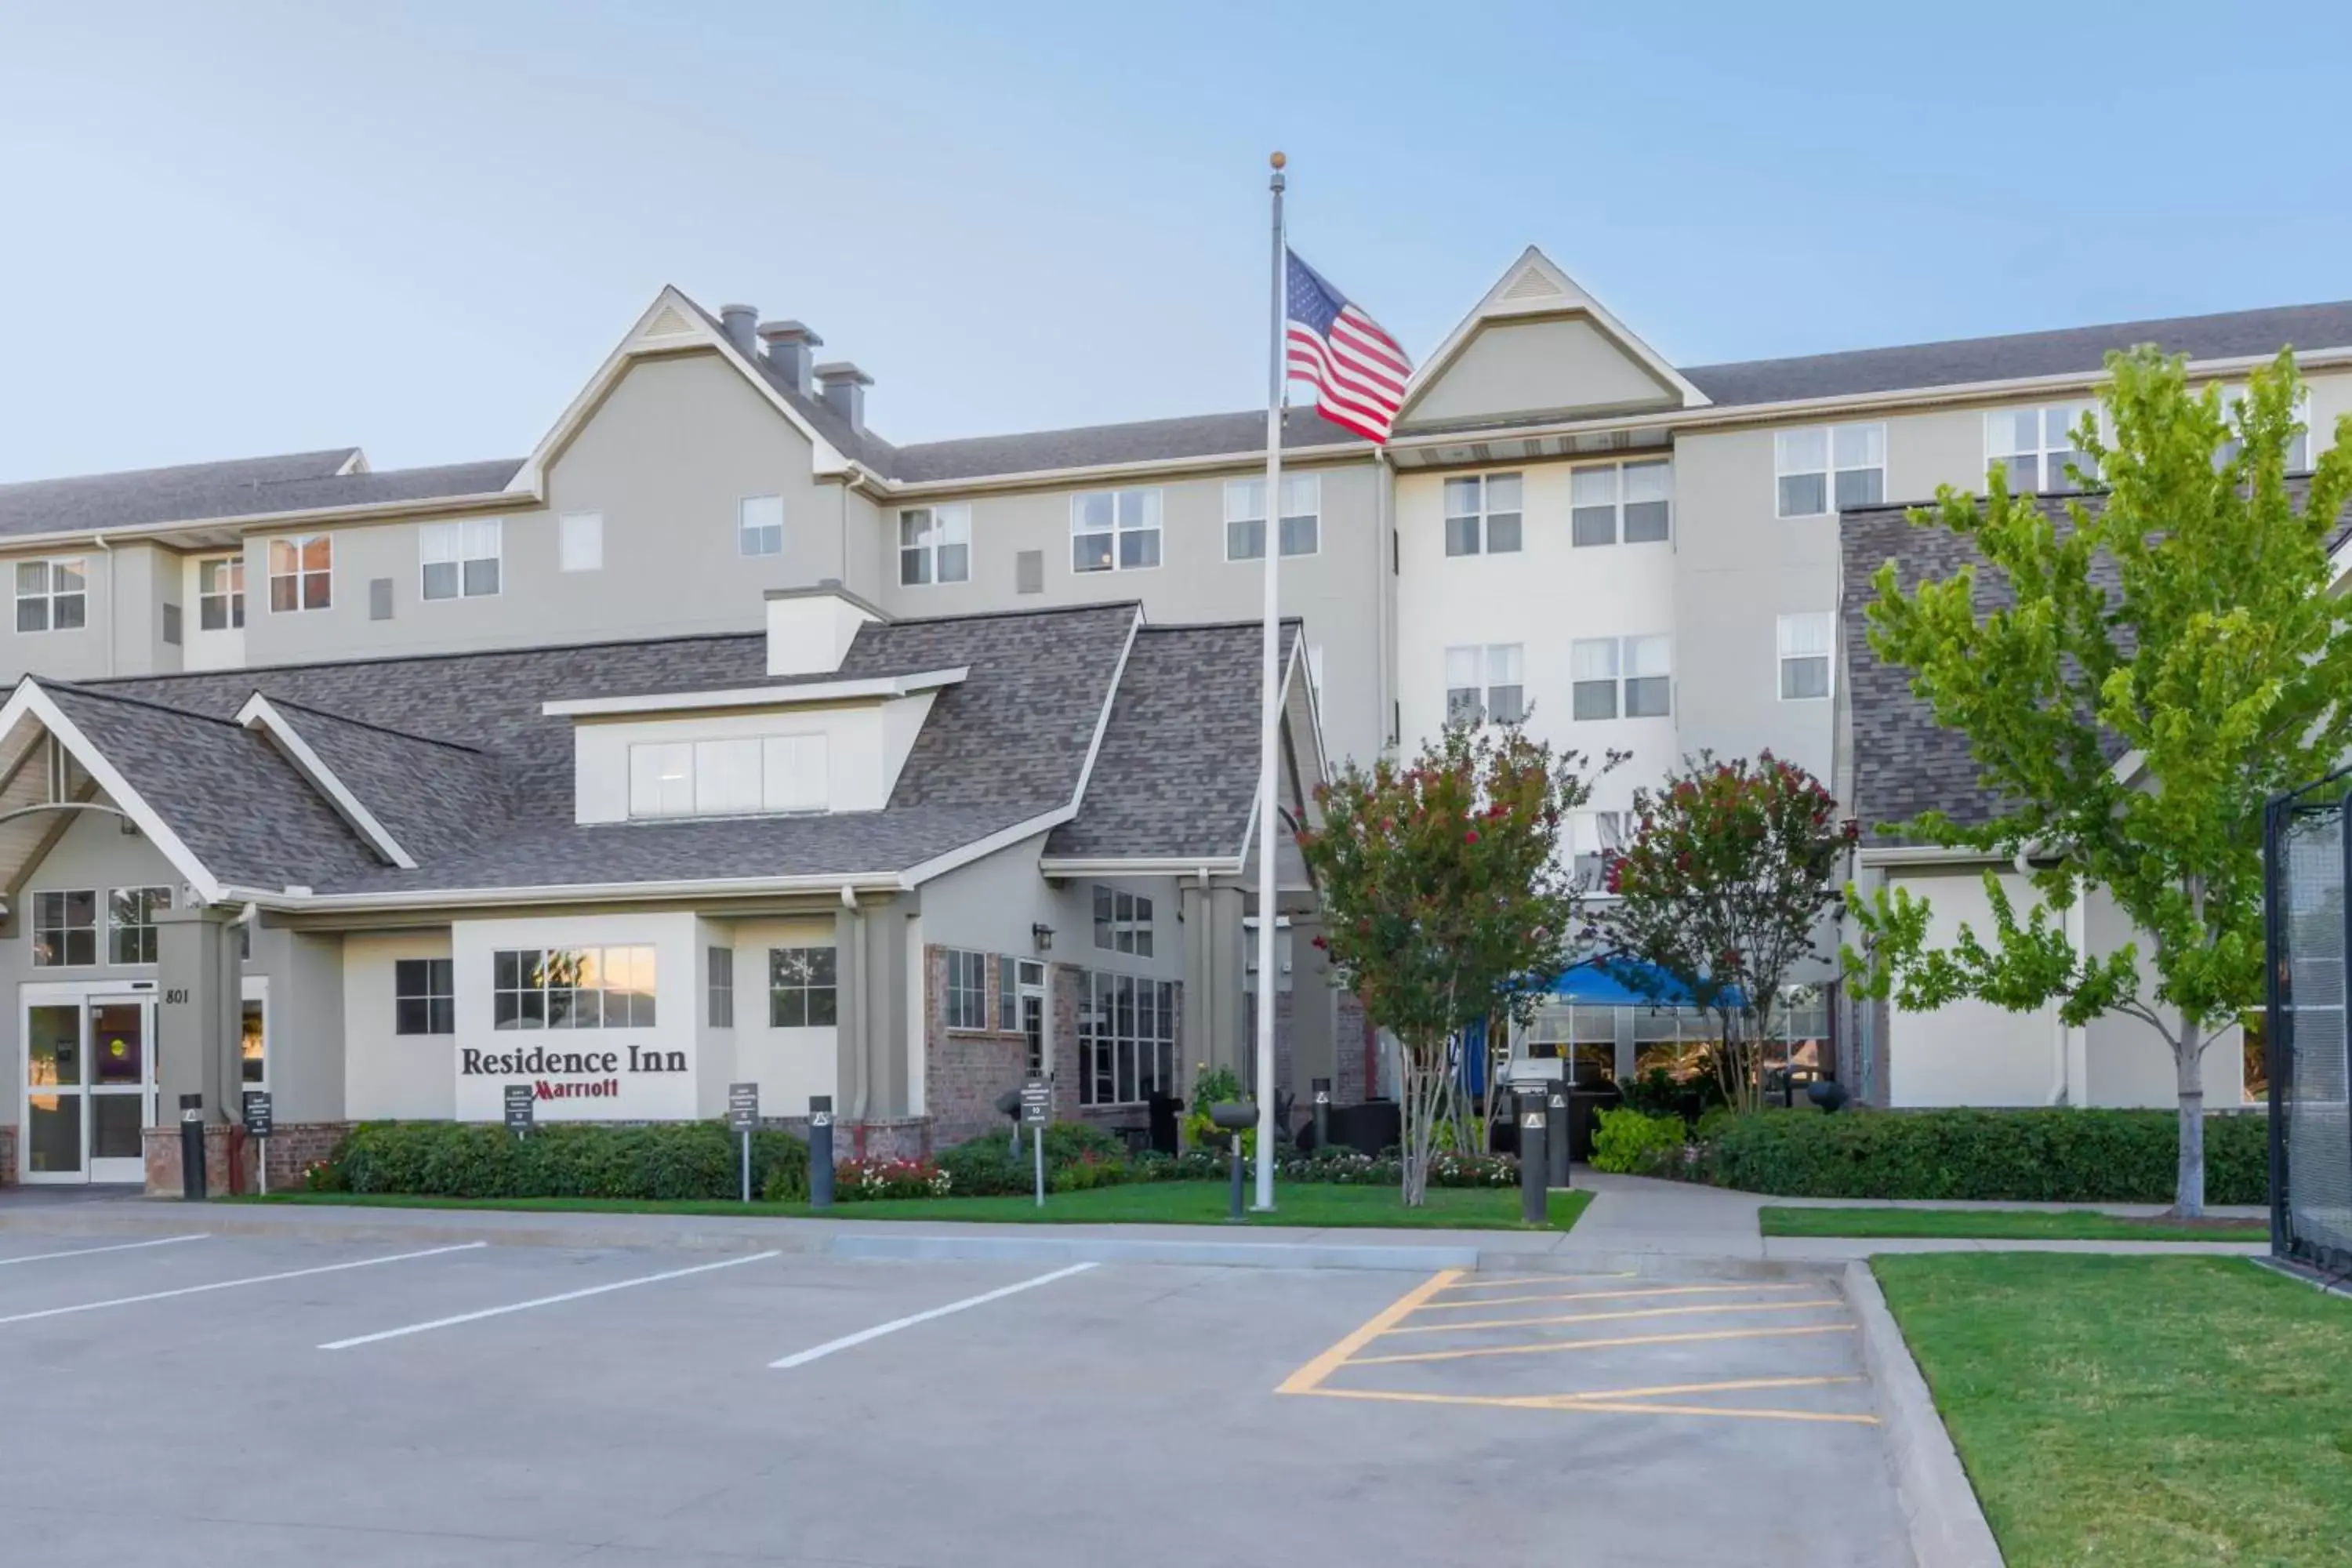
[1539, 960, 1736, 1008]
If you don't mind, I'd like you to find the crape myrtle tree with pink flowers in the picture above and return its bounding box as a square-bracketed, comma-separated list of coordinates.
[1588, 753, 1856, 1115]
[1296, 718, 1608, 1207]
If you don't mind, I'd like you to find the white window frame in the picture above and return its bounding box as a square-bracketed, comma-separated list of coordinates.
[559, 512, 604, 573]
[394, 957, 455, 1036]
[1984, 403, 2100, 495]
[1570, 459, 1673, 547]
[1775, 423, 1886, 518]
[1570, 811, 1629, 887]
[1443, 643, 1523, 725]
[13, 557, 87, 634]
[106, 885, 172, 966]
[739, 494, 784, 557]
[1078, 971, 1176, 1108]
[768, 946, 837, 1027]
[267, 534, 332, 613]
[1443, 473, 1523, 557]
[1777, 612, 1835, 702]
[898, 503, 972, 586]
[30, 888, 97, 967]
[420, 518, 502, 601]
[1223, 474, 1321, 561]
[197, 556, 245, 631]
[492, 946, 657, 1029]
[625, 733, 830, 820]
[1571, 636, 1671, 720]
[2219, 385, 2314, 471]
[1070, 488, 1163, 574]
[944, 949, 989, 1031]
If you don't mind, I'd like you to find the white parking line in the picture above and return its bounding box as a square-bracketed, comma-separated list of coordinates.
[0, 1234, 209, 1268]
[0, 1242, 486, 1327]
[770, 1262, 1097, 1370]
[320, 1250, 782, 1350]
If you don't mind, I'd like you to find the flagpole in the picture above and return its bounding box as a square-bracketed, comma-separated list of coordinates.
[1252, 151, 1286, 1211]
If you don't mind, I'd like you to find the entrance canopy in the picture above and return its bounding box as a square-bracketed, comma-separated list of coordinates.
[1538, 960, 1740, 1009]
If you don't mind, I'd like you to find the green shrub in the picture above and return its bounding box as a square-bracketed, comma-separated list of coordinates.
[331, 1120, 808, 1203]
[936, 1122, 1143, 1196]
[1616, 1065, 1726, 1124]
[836, 1156, 950, 1200]
[1590, 1107, 1688, 1174]
[1697, 1108, 2267, 1203]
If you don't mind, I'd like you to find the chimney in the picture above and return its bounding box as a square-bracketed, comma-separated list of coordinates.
[757, 320, 822, 396]
[717, 303, 759, 358]
[815, 361, 873, 434]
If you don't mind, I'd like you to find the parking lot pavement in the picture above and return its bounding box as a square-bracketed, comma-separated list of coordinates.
[0, 1233, 1912, 1567]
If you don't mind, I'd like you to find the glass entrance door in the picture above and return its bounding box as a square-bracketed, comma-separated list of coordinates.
[20, 996, 154, 1184]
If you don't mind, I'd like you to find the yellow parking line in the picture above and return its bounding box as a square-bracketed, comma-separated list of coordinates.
[1383, 1297, 1846, 1336]
[1293, 1385, 1878, 1426]
[1548, 1374, 1864, 1402]
[1348, 1322, 1855, 1367]
[1276, 1269, 1461, 1396]
[1434, 1272, 1634, 1291]
[1410, 1282, 1823, 1313]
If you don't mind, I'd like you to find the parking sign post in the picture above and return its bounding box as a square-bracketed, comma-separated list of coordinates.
[503, 1083, 534, 1140]
[1020, 1080, 1051, 1207]
[242, 1089, 274, 1196]
[728, 1083, 759, 1203]
[808, 1095, 835, 1209]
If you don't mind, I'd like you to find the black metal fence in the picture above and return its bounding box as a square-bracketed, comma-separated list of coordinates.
[2266, 771, 2352, 1275]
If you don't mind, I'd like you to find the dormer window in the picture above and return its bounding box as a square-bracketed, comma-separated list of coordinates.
[626, 735, 829, 819]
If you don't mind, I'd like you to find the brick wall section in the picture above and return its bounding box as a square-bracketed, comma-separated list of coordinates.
[1335, 991, 1371, 1104]
[140, 1121, 352, 1196]
[922, 943, 1033, 1149]
[0, 1127, 13, 1186]
[260, 1122, 354, 1191]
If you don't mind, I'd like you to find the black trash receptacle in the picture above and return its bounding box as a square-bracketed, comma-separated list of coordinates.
[1145, 1091, 1181, 1156]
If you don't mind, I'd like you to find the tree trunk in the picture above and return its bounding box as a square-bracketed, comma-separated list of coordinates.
[2175, 1017, 2206, 1218]
[1398, 1040, 1443, 1207]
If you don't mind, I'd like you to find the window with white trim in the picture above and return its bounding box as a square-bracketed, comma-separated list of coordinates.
[944, 949, 989, 1029]
[1091, 886, 1155, 956]
[1570, 811, 1628, 889]
[898, 503, 971, 585]
[420, 518, 501, 600]
[1224, 474, 1319, 560]
[1078, 971, 1176, 1107]
[626, 735, 829, 818]
[559, 512, 603, 572]
[1571, 459, 1672, 546]
[267, 534, 332, 612]
[1778, 612, 1834, 700]
[1444, 644, 1524, 724]
[1986, 402, 2098, 494]
[768, 946, 837, 1026]
[1071, 488, 1161, 572]
[197, 557, 245, 630]
[31, 889, 96, 967]
[706, 946, 733, 1028]
[1443, 473, 1522, 555]
[107, 885, 171, 965]
[13, 558, 86, 633]
[2219, 386, 2313, 470]
[394, 958, 454, 1035]
[739, 494, 784, 557]
[1571, 636, 1670, 720]
[493, 946, 656, 1029]
[1775, 423, 1885, 517]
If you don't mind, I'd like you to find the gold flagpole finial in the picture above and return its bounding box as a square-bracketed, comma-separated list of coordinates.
[1269, 151, 1286, 170]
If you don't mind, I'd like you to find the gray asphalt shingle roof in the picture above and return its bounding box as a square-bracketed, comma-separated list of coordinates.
[0, 450, 520, 539]
[1047, 620, 1299, 860]
[57, 599, 1182, 899]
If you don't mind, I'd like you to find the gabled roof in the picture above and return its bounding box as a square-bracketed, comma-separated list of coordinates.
[0, 448, 524, 542]
[888, 409, 1367, 485]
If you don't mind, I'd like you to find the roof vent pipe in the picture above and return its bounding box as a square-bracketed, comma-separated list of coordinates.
[815, 361, 873, 435]
[758, 320, 823, 396]
[717, 304, 759, 358]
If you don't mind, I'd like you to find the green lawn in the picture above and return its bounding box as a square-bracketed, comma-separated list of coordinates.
[233, 1181, 1592, 1231]
[1762, 1206, 2267, 1242]
[1875, 1254, 2352, 1566]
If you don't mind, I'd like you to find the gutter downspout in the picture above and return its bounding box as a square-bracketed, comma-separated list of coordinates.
[843, 883, 869, 1134]
[93, 534, 115, 677]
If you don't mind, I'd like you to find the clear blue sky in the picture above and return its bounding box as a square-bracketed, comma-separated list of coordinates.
[2, 0, 2347, 483]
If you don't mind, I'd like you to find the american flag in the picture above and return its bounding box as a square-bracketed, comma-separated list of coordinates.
[1283, 249, 1411, 443]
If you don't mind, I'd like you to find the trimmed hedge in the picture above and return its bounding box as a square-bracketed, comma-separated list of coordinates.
[331, 1120, 810, 1202]
[1590, 1107, 1687, 1174]
[935, 1123, 1136, 1196]
[1698, 1108, 2267, 1204]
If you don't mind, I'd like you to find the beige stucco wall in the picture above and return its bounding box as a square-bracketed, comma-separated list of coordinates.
[1404, 316, 1679, 426]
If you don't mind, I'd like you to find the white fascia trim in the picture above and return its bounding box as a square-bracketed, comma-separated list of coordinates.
[541, 666, 970, 718]
[1856, 844, 2011, 868]
[223, 869, 907, 915]
[1284, 634, 1331, 800]
[0, 679, 225, 904]
[234, 694, 417, 869]
[895, 807, 1077, 888]
[1040, 855, 1247, 877]
[1386, 343, 2352, 456]
[880, 442, 1370, 498]
[1069, 607, 1142, 809]
[508, 285, 849, 495]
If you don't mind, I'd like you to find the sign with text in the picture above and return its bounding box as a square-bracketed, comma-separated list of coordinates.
[503, 1082, 536, 1133]
[241, 1090, 273, 1138]
[728, 1082, 760, 1133]
[1020, 1080, 1051, 1127]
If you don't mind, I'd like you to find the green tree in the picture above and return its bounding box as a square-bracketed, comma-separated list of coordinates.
[1593, 753, 1857, 1113]
[1846, 346, 2352, 1214]
[1298, 720, 1604, 1204]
